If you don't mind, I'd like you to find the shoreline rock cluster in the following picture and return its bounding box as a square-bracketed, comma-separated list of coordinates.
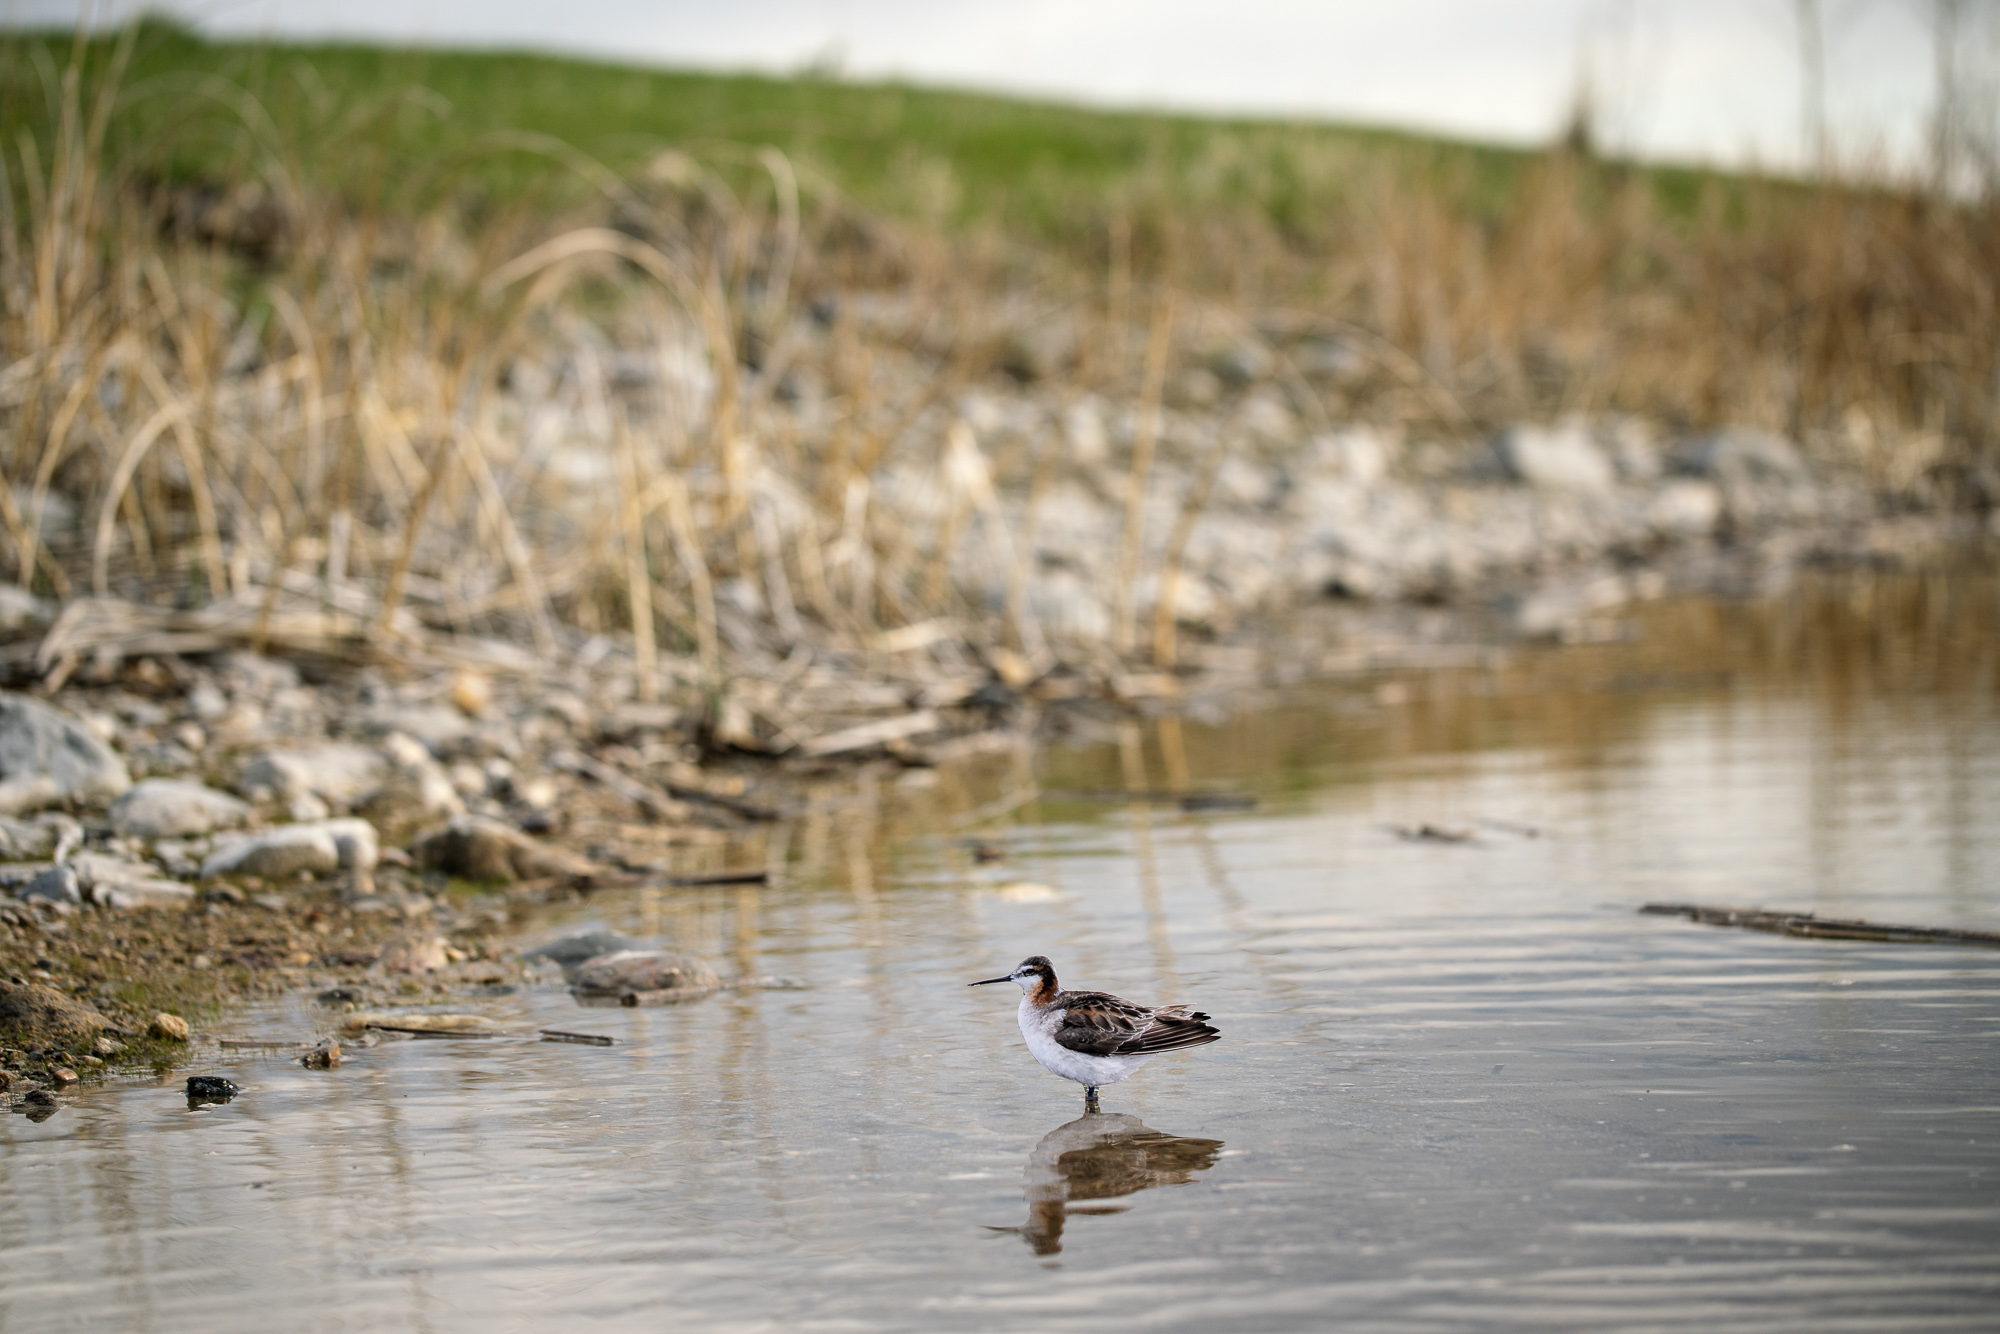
[1, 346, 1992, 1113]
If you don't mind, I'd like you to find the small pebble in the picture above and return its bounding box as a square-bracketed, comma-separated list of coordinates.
[185, 1075, 238, 1100]
[449, 669, 493, 717]
[149, 1012, 191, 1042]
[50, 1067, 77, 1086]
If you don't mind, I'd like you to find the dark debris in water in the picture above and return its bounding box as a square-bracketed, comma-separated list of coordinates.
[1392, 823, 1479, 844]
[1641, 902, 2000, 949]
[186, 1075, 238, 1105]
[1055, 789, 1258, 812]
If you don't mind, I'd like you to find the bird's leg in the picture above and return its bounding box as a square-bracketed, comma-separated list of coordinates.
[1083, 1086, 1100, 1114]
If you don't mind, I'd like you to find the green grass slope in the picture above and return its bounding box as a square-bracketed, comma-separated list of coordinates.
[2, 17, 1722, 244]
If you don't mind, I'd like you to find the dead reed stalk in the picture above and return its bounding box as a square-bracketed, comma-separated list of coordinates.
[1112, 292, 1176, 657]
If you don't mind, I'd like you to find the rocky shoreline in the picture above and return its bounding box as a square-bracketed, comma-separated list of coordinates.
[2, 388, 1993, 1113]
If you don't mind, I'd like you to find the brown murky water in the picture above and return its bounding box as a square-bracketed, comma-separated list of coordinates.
[4, 569, 1999, 1331]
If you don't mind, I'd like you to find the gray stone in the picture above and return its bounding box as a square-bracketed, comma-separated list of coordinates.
[1212, 339, 1272, 386]
[570, 951, 721, 997]
[1676, 427, 1811, 486]
[1600, 417, 1664, 480]
[109, 780, 250, 839]
[124, 738, 201, 780]
[0, 816, 59, 861]
[1491, 422, 1615, 493]
[362, 732, 464, 825]
[357, 703, 471, 757]
[0, 694, 132, 814]
[186, 680, 228, 721]
[217, 652, 299, 699]
[1506, 572, 1638, 639]
[237, 744, 385, 809]
[11, 485, 76, 536]
[0, 586, 53, 632]
[378, 934, 448, 975]
[524, 931, 647, 969]
[411, 816, 595, 883]
[18, 864, 78, 906]
[0, 861, 53, 891]
[69, 853, 196, 908]
[200, 819, 378, 880]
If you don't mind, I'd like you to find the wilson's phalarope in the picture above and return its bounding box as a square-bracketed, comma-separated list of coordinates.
[969, 955, 1220, 1111]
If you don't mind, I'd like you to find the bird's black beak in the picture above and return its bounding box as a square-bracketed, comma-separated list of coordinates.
[968, 974, 1014, 987]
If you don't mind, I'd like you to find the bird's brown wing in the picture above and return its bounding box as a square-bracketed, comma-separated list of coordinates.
[1051, 991, 1221, 1057]
[1115, 1010, 1222, 1055]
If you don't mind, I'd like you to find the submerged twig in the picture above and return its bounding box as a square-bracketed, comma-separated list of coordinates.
[1640, 903, 2000, 950]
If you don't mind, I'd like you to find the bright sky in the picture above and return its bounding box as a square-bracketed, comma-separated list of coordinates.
[10, 0, 1956, 172]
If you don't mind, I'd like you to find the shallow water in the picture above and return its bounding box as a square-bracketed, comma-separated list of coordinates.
[5, 570, 2000, 1332]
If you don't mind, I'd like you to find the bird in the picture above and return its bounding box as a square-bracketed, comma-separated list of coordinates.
[969, 955, 1220, 1112]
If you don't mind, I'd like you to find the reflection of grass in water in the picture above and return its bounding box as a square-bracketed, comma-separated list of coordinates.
[1036, 567, 2000, 801]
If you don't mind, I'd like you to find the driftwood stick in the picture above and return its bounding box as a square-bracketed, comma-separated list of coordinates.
[1640, 902, 2000, 950]
[1050, 789, 1258, 811]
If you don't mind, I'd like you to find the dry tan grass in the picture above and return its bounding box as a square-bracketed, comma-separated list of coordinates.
[1, 35, 1994, 696]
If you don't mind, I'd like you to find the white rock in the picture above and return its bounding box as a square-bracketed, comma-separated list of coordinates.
[237, 743, 385, 808]
[1649, 480, 1723, 537]
[1063, 398, 1109, 466]
[358, 702, 471, 757]
[1211, 457, 1278, 509]
[1492, 422, 1615, 492]
[288, 793, 332, 822]
[1239, 387, 1296, 442]
[201, 818, 378, 879]
[110, 779, 251, 839]
[1029, 571, 1113, 644]
[1309, 428, 1391, 486]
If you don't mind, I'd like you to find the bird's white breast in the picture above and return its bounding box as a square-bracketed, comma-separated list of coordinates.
[1017, 996, 1152, 1087]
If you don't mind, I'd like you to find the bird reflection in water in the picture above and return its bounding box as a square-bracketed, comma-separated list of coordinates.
[992, 1113, 1224, 1256]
